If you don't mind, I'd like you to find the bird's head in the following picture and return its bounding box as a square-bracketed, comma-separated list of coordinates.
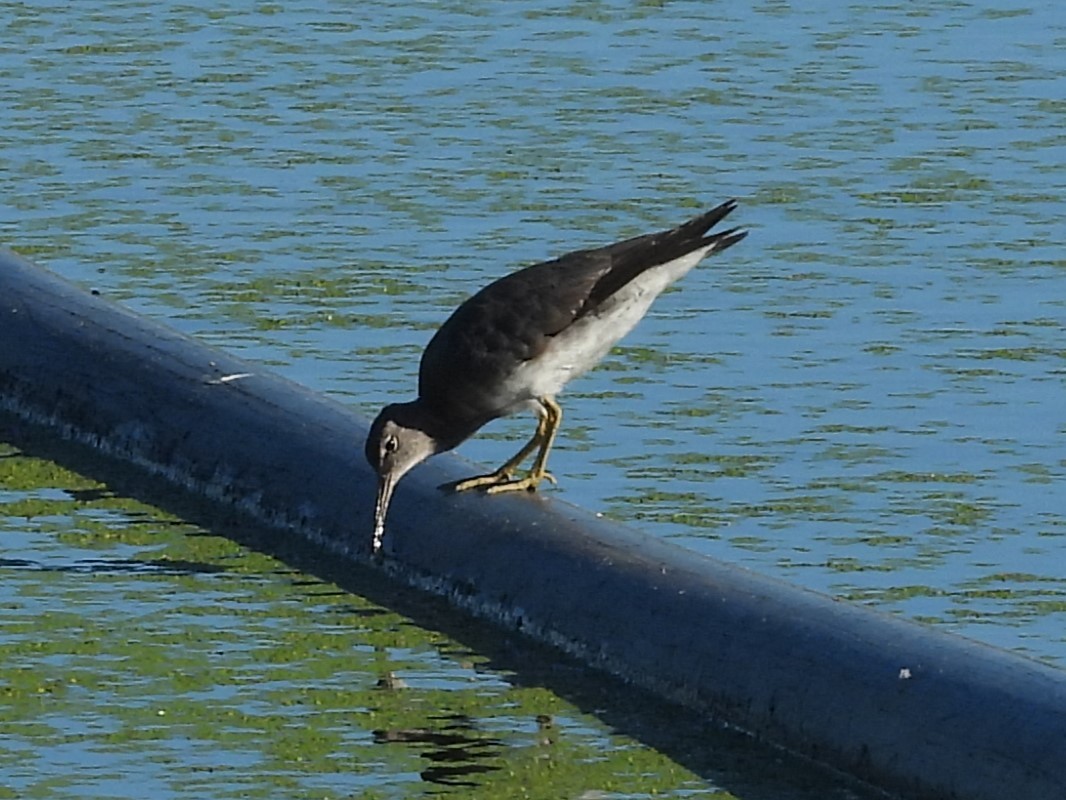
[365, 402, 440, 552]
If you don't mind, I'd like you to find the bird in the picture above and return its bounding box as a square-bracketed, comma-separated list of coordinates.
[365, 199, 747, 552]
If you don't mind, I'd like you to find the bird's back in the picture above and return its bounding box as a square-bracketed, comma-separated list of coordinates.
[418, 202, 745, 425]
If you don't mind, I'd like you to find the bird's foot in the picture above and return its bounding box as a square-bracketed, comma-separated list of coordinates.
[447, 470, 515, 493]
[484, 470, 556, 494]
[445, 469, 556, 495]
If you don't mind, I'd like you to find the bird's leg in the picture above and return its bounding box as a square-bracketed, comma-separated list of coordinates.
[483, 397, 561, 495]
[450, 398, 561, 494]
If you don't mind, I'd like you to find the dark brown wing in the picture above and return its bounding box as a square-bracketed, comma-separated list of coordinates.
[418, 247, 612, 422]
[582, 199, 745, 313]
[418, 200, 745, 423]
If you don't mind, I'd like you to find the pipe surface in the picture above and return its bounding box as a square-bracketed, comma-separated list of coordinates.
[2, 248, 1064, 800]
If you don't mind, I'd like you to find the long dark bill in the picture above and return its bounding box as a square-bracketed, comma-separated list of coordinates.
[372, 473, 397, 553]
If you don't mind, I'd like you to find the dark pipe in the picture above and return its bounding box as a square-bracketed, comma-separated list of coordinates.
[2, 248, 1065, 800]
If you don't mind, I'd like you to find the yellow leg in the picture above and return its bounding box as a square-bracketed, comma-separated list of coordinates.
[451, 426, 543, 492]
[452, 398, 562, 494]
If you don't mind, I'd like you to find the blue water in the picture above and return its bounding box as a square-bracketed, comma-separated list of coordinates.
[3, 0, 1065, 662]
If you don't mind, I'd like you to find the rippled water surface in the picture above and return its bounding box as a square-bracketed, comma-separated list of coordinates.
[2, 0, 1065, 796]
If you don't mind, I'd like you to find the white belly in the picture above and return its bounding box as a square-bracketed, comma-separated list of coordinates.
[500, 245, 712, 409]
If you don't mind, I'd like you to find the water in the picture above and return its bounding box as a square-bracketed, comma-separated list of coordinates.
[2, 0, 1065, 795]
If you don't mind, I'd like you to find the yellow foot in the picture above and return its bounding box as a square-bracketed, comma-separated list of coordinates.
[446, 470, 557, 495]
[484, 471, 556, 495]
[449, 470, 514, 493]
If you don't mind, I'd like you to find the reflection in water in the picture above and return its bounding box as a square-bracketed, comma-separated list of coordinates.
[374, 714, 503, 788]
[0, 556, 227, 576]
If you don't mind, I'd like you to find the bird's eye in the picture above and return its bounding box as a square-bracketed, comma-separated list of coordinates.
[383, 435, 399, 454]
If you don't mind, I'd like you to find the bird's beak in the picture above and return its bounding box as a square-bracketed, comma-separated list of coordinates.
[372, 472, 397, 554]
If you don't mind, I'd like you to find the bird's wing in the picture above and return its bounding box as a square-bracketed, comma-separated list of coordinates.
[417, 248, 612, 417]
[581, 199, 744, 314]
[418, 200, 745, 419]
